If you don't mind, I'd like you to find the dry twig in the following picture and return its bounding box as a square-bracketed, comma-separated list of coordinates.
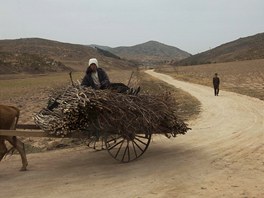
[34, 85, 190, 138]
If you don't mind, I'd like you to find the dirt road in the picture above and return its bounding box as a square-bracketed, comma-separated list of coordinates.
[1, 70, 263, 198]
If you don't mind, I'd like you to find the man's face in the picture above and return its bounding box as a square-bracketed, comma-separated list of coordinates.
[89, 63, 97, 72]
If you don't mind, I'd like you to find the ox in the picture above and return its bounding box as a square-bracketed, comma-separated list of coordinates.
[0, 105, 28, 171]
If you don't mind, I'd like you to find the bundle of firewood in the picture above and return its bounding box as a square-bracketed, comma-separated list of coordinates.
[34, 85, 190, 138]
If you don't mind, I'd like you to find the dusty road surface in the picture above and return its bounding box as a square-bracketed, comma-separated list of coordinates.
[1, 70, 264, 198]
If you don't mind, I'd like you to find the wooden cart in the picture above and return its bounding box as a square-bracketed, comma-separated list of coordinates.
[0, 123, 152, 163]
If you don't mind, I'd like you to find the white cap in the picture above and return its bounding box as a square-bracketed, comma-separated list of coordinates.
[88, 58, 98, 67]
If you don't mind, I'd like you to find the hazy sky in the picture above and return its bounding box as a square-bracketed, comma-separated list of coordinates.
[1, 0, 264, 54]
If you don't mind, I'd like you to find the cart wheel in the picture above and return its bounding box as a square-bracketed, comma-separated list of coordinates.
[86, 136, 105, 151]
[105, 132, 151, 162]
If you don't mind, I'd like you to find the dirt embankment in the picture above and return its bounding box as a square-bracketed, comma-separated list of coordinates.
[0, 70, 263, 198]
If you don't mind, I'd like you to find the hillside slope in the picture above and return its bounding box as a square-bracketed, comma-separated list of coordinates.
[0, 51, 70, 74]
[94, 41, 191, 66]
[0, 38, 136, 74]
[173, 32, 264, 66]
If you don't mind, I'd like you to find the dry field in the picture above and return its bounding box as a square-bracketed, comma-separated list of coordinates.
[157, 59, 264, 100]
[0, 69, 199, 152]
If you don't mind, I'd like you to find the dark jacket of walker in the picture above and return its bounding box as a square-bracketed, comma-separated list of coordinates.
[213, 77, 220, 88]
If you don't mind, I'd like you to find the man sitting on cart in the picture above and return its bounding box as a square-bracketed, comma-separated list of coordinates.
[47, 58, 140, 111]
[81, 58, 140, 95]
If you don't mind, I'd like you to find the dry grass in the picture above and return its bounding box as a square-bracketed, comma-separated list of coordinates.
[157, 59, 264, 100]
[138, 72, 200, 121]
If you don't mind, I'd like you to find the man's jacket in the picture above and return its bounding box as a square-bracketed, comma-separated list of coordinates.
[213, 77, 220, 87]
[81, 68, 110, 89]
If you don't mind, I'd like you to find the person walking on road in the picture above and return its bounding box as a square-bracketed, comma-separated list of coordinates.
[213, 73, 220, 96]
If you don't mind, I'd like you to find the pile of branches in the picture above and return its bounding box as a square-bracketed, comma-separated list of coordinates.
[34, 85, 190, 138]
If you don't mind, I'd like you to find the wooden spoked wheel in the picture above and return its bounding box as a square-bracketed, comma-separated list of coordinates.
[105, 132, 151, 162]
[86, 136, 105, 151]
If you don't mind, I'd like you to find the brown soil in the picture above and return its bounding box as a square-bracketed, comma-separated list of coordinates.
[0, 70, 263, 198]
[157, 59, 264, 101]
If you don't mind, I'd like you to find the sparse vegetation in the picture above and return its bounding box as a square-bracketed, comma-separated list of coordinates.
[0, 38, 136, 73]
[138, 72, 200, 121]
[173, 32, 264, 66]
[157, 59, 264, 101]
[0, 52, 71, 74]
[105, 40, 191, 66]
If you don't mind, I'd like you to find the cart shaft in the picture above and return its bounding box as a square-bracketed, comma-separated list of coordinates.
[0, 129, 46, 137]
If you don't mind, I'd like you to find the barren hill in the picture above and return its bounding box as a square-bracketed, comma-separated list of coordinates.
[173, 32, 264, 66]
[93, 41, 191, 66]
[0, 38, 136, 74]
[0, 51, 70, 74]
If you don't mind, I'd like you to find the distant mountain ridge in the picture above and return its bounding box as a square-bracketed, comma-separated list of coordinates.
[173, 32, 264, 66]
[1, 33, 264, 74]
[0, 38, 135, 74]
[92, 41, 191, 66]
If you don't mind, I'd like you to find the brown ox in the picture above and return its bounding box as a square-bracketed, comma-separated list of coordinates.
[0, 105, 28, 171]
